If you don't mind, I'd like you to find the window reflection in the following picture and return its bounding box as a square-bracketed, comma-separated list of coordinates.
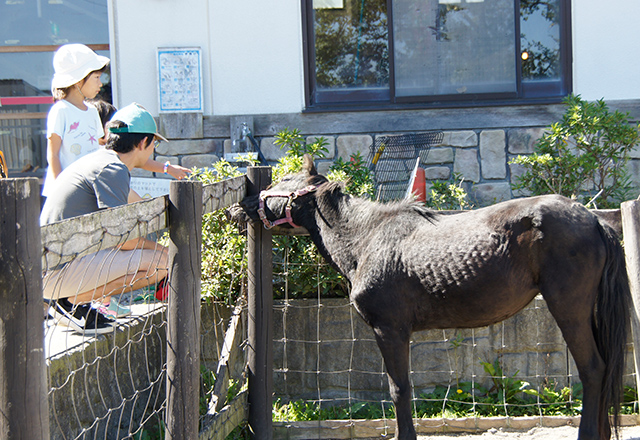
[313, 0, 389, 91]
[0, 0, 109, 176]
[520, 0, 561, 81]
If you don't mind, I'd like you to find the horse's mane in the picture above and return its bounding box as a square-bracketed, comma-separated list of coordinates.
[314, 179, 438, 227]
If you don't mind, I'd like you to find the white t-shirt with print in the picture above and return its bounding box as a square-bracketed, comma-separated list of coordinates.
[42, 100, 104, 197]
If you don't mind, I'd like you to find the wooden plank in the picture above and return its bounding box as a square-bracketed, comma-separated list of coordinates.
[199, 389, 249, 440]
[202, 175, 246, 215]
[0, 113, 48, 121]
[0, 178, 50, 439]
[40, 196, 168, 269]
[0, 44, 109, 53]
[208, 300, 245, 414]
[166, 180, 203, 440]
[620, 200, 640, 403]
[246, 167, 274, 440]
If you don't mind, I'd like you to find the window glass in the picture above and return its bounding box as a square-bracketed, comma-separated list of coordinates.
[313, 0, 389, 98]
[393, 0, 516, 98]
[520, 0, 562, 82]
[0, 0, 108, 48]
[305, 0, 569, 107]
[0, 0, 109, 175]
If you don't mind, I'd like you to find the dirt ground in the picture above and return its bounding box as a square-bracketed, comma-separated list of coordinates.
[416, 425, 640, 439]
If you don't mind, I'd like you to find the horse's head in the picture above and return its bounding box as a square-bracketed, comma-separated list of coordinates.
[227, 154, 328, 228]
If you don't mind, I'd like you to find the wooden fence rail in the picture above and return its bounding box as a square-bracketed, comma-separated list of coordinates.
[0, 174, 252, 439]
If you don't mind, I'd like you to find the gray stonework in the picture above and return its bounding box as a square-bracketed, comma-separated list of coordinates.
[480, 130, 506, 179]
[181, 154, 220, 169]
[442, 130, 478, 148]
[336, 135, 373, 161]
[454, 149, 480, 183]
[471, 182, 513, 205]
[261, 137, 288, 161]
[158, 112, 203, 139]
[156, 139, 219, 156]
[273, 297, 635, 403]
[130, 168, 153, 178]
[316, 160, 333, 175]
[425, 166, 451, 180]
[508, 161, 533, 198]
[156, 106, 640, 207]
[422, 147, 454, 164]
[508, 127, 546, 154]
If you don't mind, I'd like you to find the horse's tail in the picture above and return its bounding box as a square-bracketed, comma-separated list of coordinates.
[595, 220, 631, 439]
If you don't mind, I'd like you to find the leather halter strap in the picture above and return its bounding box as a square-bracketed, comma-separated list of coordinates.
[257, 185, 317, 229]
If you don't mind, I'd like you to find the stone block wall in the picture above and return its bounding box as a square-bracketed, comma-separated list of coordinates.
[151, 104, 640, 206]
[273, 297, 636, 404]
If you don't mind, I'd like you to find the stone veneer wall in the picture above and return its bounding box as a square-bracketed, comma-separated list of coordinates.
[149, 102, 640, 207]
[272, 297, 636, 403]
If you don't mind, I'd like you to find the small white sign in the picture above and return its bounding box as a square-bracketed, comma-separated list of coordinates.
[157, 47, 203, 112]
[130, 177, 172, 199]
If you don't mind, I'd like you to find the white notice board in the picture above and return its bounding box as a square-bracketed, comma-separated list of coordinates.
[157, 47, 203, 112]
[130, 177, 172, 199]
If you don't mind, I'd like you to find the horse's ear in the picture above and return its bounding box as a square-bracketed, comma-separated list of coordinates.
[303, 154, 318, 176]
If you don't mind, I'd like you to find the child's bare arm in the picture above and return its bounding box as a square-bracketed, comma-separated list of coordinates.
[141, 157, 191, 180]
[47, 133, 63, 178]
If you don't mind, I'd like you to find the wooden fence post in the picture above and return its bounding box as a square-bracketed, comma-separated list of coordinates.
[166, 180, 203, 440]
[621, 199, 640, 397]
[0, 178, 50, 439]
[246, 167, 273, 440]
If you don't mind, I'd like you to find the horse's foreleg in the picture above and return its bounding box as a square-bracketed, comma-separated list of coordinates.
[373, 326, 416, 440]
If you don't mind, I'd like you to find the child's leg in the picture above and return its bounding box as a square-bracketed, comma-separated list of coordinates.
[44, 246, 168, 304]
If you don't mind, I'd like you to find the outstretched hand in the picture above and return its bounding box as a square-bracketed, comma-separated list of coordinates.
[167, 163, 191, 180]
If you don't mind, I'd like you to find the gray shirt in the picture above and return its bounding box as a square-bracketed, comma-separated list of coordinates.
[40, 149, 130, 225]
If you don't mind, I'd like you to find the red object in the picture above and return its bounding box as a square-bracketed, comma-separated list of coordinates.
[155, 278, 169, 301]
[406, 159, 427, 203]
[0, 96, 54, 106]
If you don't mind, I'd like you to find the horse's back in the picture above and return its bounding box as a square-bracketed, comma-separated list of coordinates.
[350, 194, 609, 331]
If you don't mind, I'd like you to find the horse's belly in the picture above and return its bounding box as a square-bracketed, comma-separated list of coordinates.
[412, 285, 540, 330]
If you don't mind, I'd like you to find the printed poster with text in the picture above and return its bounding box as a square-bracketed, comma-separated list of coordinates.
[157, 47, 203, 112]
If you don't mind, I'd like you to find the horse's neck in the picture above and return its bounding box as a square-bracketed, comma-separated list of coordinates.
[306, 194, 372, 279]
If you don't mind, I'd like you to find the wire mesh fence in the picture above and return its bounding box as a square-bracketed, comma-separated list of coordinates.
[36, 176, 248, 440]
[271, 238, 638, 439]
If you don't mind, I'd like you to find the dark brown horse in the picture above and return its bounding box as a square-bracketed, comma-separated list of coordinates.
[229, 154, 630, 440]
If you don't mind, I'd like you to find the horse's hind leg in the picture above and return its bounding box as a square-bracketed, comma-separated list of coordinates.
[542, 286, 605, 440]
[373, 326, 416, 440]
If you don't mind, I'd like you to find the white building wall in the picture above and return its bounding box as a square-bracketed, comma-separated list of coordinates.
[110, 0, 304, 117]
[109, 1, 640, 117]
[572, 0, 640, 101]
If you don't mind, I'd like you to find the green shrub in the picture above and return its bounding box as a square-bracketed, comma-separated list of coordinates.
[511, 94, 640, 208]
[426, 173, 472, 210]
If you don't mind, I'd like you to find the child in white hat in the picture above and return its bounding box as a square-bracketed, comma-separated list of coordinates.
[43, 44, 110, 197]
[43, 45, 191, 200]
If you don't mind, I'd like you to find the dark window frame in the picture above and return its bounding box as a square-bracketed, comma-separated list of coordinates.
[302, 0, 572, 112]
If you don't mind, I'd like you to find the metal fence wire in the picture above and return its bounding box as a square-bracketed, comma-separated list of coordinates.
[37, 176, 249, 440]
[366, 131, 444, 201]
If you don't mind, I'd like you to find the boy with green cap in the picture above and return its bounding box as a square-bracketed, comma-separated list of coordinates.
[41, 103, 169, 335]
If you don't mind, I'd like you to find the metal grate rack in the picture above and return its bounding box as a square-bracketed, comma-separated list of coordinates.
[365, 131, 444, 201]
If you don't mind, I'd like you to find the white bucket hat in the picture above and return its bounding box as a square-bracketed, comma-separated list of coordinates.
[51, 44, 110, 90]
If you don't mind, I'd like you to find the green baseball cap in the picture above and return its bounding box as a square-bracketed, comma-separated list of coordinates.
[108, 102, 168, 142]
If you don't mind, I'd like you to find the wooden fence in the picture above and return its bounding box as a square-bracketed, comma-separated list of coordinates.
[4, 169, 640, 440]
[0, 170, 276, 440]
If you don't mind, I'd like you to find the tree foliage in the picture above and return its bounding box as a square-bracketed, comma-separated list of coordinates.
[511, 94, 640, 208]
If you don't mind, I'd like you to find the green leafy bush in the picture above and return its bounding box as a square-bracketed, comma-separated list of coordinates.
[192, 129, 373, 302]
[511, 94, 640, 208]
[190, 159, 251, 304]
[426, 173, 472, 210]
